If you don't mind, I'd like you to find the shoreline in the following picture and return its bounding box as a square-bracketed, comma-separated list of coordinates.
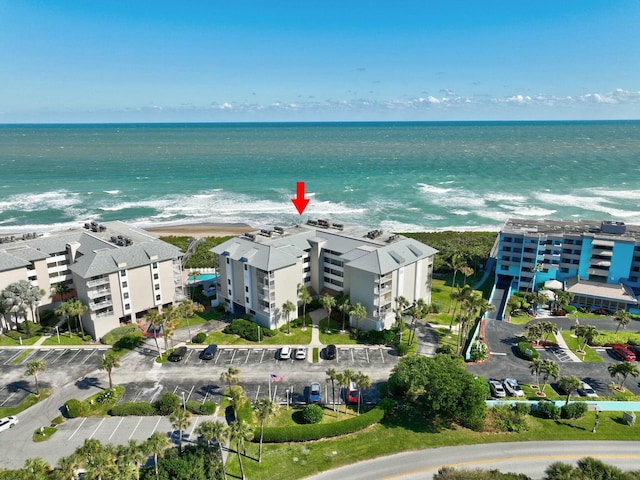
[143, 222, 255, 239]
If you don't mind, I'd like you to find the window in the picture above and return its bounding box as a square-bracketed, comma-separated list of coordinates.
[123, 292, 129, 299]
[153, 273, 159, 280]
[228, 289, 232, 295]
[228, 279, 231, 285]
[124, 303, 130, 310]
[244, 264, 248, 271]
[245, 286, 249, 292]
[152, 262, 158, 269]
[155, 294, 161, 301]
[155, 284, 160, 291]
[120, 270, 126, 277]
[121, 281, 128, 288]
[246, 297, 249, 302]
[226, 258, 230, 264]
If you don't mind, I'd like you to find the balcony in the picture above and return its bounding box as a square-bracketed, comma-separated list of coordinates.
[88, 288, 111, 299]
[90, 299, 113, 311]
[590, 248, 613, 257]
[90, 310, 114, 321]
[587, 267, 609, 277]
[592, 239, 615, 248]
[589, 259, 611, 268]
[87, 276, 110, 288]
[374, 284, 392, 295]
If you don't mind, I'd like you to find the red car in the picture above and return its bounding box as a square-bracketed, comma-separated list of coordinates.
[612, 344, 636, 361]
[346, 381, 359, 404]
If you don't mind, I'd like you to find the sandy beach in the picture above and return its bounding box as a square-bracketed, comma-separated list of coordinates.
[143, 223, 255, 239]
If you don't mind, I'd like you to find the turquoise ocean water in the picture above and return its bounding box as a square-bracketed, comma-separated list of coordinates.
[1, 121, 639, 234]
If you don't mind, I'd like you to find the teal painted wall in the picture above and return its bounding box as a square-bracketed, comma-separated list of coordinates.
[578, 238, 593, 278]
[610, 242, 634, 282]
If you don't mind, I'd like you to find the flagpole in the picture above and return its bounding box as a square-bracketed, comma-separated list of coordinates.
[269, 374, 272, 400]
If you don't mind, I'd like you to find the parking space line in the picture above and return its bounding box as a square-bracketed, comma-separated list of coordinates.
[260, 350, 266, 363]
[0, 392, 16, 407]
[68, 349, 82, 363]
[244, 350, 251, 364]
[186, 385, 195, 402]
[89, 418, 105, 439]
[254, 385, 261, 402]
[133, 390, 143, 402]
[152, 416, 162, 434]
[51, 349, 69, 364]
[108, 417, 125, 441]
[172, 385, 179, 394]
[84, 349, 99, 361]
[202, 390, 209, 403]
[38, 349, 56, 361]
[128, 417, 143, 440]
[213, 351, 221, 364]
[185, 350, 195, 362]
[3, 351, 24, 365]
[69, 418, 87, 440]
[379, 348, 385, 363]
[229, 349, 237, 364]
[189, 417, 200, 439]
[365, 349, 370, 363]
[351, 350, 354, 362]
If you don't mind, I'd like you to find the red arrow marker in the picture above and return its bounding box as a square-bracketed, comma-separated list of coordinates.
[291, 181, 310, 215]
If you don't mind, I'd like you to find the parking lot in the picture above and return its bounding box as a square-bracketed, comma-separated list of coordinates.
[0, 347, 111, 408]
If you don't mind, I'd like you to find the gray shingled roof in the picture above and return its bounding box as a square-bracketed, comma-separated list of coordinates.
[0, 251, 31, 272]
[212, 238, 300, 271]
[344, 238, 438, 274]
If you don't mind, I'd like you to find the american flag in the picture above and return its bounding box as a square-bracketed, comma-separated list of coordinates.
[270, 373, 285, 383]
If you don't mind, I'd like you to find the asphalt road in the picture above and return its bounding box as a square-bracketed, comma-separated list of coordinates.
[304, 441, 640, 480]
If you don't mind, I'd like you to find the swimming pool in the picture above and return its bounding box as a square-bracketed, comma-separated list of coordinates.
[187, 273, 218, 282]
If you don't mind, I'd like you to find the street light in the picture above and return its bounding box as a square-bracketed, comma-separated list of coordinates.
[56, 326, 60, 344]
[285, 388, 290, 410]
[182, 391, 186, 411]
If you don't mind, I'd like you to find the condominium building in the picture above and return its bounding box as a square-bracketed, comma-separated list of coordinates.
[212, 220, 437, 331]
[496, 218, 640, 313]
[0, 221, 184, 340]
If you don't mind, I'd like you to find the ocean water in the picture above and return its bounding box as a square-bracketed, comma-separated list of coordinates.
[1, 121, 639, 234]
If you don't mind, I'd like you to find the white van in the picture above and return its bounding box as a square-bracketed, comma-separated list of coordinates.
[280, 346, 292, 360]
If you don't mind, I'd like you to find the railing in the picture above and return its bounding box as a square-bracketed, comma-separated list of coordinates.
[88, 288, 111, 299]
[90, 299, 113, 311]
[90, 310, 113, 320]
[87, 277, 110, 288]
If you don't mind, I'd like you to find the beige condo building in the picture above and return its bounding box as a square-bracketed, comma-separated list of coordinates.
[212, 220, 438, 331]
[0, 221, 184, 340]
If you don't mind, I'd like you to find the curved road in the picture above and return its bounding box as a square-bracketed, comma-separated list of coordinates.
[305, 441, 640, 480]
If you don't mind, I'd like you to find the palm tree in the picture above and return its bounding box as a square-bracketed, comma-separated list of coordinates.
[228, 420, 254, 480]
[120, 439, 145, 480]
[169, 407, 192, 454]
[54, 301, 73, 338]
[196, 421, 228, 479]
[54, 454, 81, 480]
[25, 358, 46, 396]
[98, 351, 120, 389]
[66, 298, 88, 337]
[20, 457, 51, 480]
[348, 302, 367, 333]
[394, 296, 409, 343]
[540, 321, 559, 342]
[335, 372, 346, 417]
[614, 310, 631, 333]
[325, 367, 338, 412]
[319, 294, 336, 330]
[253, 398, 279, 462]
[146, 309, 163, 357]
[25, 284, 45, 324]
[161, 305, 179, 350]
[540, 359, 560, 394]
[297, 284, 312, 329]
[529, 263, 543, 292]
[525, 323, 544, 345]
[460, 265, 474, 287]
[558, 375, 582, 405]
[142, 432, 170, 480]
[447, 254, 466, 313]
[51, 282, 71, 303]
[178, 299, 204, 341]
[76, 439, 114, 480]
[282, 300, 296, 335]
[608, 361, 640, 391]
[228, 385, 245, 419]
[220, 366, 241, 391]
[2, 281, 30, 334]
[575, 324, 598, 352]
[354, 371, 371, 415]
[335, 291, 351, 332]
[529, 358, 544, 387]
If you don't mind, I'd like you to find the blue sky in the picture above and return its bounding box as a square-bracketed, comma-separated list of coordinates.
[1, 1, 639, 122]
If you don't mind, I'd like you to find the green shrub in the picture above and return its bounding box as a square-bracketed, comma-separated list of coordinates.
[192, 332, 207, 344]
[469, 341, 488, 362]
[358, 329, 395, 345]
[377, 397, 396, 416]
[154, 392, 181, 415]
[564, 305, 577, 313]
[535, 401, 560, 420]
[224, 319, 260, 342]
[261, 405, 385, 443]
[101, 324, 142, 345]
[186, 401, 202, 414]
[95, 389, 116, 404]
[491, 404, 530, 432]
[65, 399, 86, 418]
[513, 403, 530, 416]
[395, 342, 408, 357]
[199, 401, 217, 415]
[592, 331, 640, 347]
[236, 398, 254, 425]
[430, 302, 442, 314]
[109, 402, 156, 416]
[560, 402, 588, 419]
[301, 404, 324, 424]
[517, 341, 539, 360]
[113, 333, 144, 351]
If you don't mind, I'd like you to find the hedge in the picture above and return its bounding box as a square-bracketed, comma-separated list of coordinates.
[192, 332, 207, 344]
[65, 399, 87, 418]
[236, 399, 255, 425]
[101, 324, 142, 345]
[260, 405, 385, 443]
[517, 341, 539, 360]
[109, 402, 156, 416]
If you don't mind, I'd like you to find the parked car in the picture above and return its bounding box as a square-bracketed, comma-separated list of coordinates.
[578, 382, 598, 397]
[201, 344, 218, 360]
[612, 344, 636, 361]
[0, 416, 18, 432]
[169, 346, 187, 362]
[309, 382, 321, 403]
[325, 344, 337, 360]
[628, 345, 640, 358]
[502, 378, 525, 397]
[346, 381, 359, 404]
[295, 347, 307, 360]
[279, 346, 292, 360]
[488, 379, 506, 398]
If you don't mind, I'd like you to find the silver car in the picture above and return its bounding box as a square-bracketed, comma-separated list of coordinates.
[502, 378, 525, 397]
[489, 380, 506, 398]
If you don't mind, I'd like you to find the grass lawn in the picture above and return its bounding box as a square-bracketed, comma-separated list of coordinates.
[225, 408, 640, 480]
[81, 386, 125, 416]
[42, 333, 91, 346]
[206, 324, 312, 346]
[0, 335, 41, 346]
[10, 349, 33, 365]
[433, 327, 458, 352]
[267, 405, 359, 428]
[32, 426, 57, 442]
[318, 318, 358, 345]
[521, 384, 561, 400]
[0, 389, 51, 417]
[559, 331, 603, 362]
[508, 313, 533, 326]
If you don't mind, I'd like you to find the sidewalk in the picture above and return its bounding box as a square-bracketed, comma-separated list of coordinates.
[552, 330, 582, 362]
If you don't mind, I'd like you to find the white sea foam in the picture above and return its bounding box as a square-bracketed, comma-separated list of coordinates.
[534, 192, 638, 218]
[416, 183, 454, 195]
[501, 205, 557, 217]
[588, 188, 640, 200]
[451, 210, 470, 215]
[0, 191, 82, 212]
[103, 190, 121, 195]
[485, 193, 527, 203]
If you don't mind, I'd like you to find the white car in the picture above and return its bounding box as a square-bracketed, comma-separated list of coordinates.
[279, 346, 292, 360]
[489, 380, 506, 398]
[579, 382, 598, 397]
[295, 347, 307, 360]
[0, 416, 18, 432]
[502, 378, 525, 397]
